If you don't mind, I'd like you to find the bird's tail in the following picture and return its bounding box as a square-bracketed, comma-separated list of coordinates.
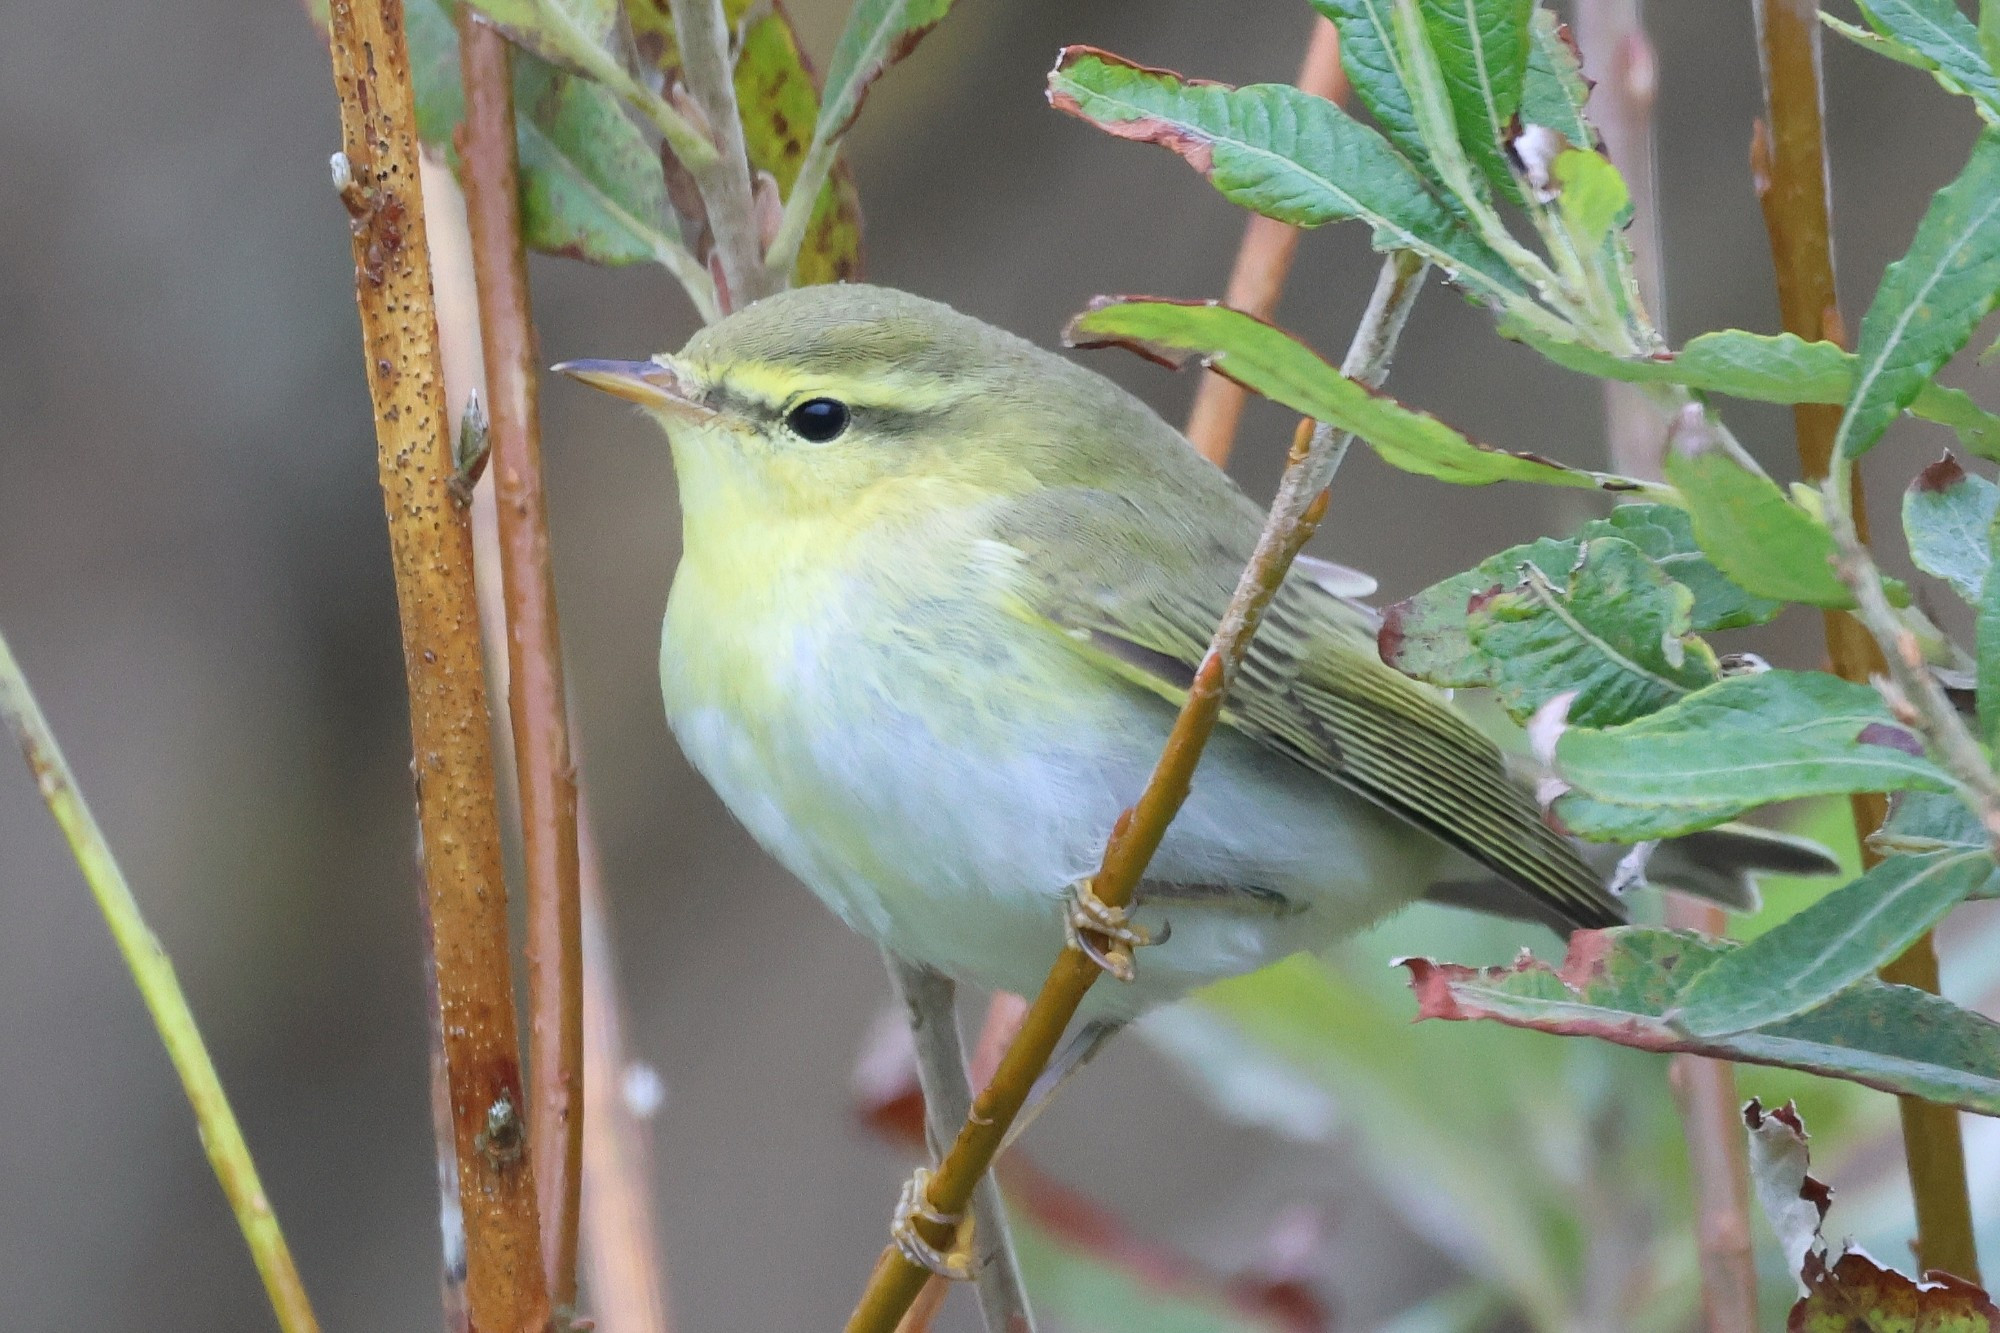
[1425, 822, 1840, 929]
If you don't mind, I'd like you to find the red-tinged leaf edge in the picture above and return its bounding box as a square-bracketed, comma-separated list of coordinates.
[821, 9, 951, 145]
[1917, 451, 1971, 494]
[1791, 1251, 2000, 1329]
[1046, 46, 1230, 177]
[1399, 929, 2000, 1115]
[1403, 930, 1623, 1023]
[1743, 1099, 1833, 1218]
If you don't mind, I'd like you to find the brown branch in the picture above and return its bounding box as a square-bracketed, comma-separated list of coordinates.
[1750, 0, 1980, 1283]
[321, 4, 552, 1328]
[417, 147, 482, 1333]
[842, 254, 1424, 1333]
[458, 16, 586, 1310]
[1184, 17, 1347, 465]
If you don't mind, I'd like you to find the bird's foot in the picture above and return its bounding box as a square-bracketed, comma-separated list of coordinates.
[890, 1167, 973, 1281]
[1064, 880, 1166, 983]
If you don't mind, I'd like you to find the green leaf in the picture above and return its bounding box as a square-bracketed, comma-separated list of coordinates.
[1415, 0, 1532, 200]
[816, 0, 954, 144]
[512, 61, 680, 264]
[1585, 504, 1784, 631]
[1836, 129, 2000, 460]
[1046, 48, 1530, 307]
[1403, 927, 2000, 1114]
[1824, 10, 1958, 74]
[1673, 851, 1992, 1036]
[1067, 299, 1652, 491]
[1551, 147, 1629, 244]
[1553, 670, 1956, 840]
[1467, 538, 1720, 728]
[1663, 427, 1910, 609]
[1904, 453, 2000, 601]
[463, 0, 626, 86]
[1510, 325, 2000, 455]
[406, 0, 680, 267]
[734, 6, 865, 285]
[1853, 0, 2000, 114]
[1381, 536, 1586, 686]
[1518, 7, 1591, 144]
[1311, 0, 1435, 175]
[1876, 789, 1995, 861]
[1985, 0, 2000, 77]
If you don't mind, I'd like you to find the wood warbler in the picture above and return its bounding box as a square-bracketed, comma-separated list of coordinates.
[557, 284, 1820, 1024]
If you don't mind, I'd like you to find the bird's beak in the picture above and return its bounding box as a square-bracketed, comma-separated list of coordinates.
[552, 356, 716, 419]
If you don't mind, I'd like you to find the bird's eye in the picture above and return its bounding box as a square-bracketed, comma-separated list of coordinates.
[785, 397, 850, 443]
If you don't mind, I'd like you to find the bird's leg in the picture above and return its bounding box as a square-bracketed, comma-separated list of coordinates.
[1064, 879, 1166, 983]
[889, 1165, 972, 1280]
[882, 952, 1037, 1331]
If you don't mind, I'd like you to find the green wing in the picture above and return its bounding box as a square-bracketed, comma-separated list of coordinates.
[993, 486, 1622, 930]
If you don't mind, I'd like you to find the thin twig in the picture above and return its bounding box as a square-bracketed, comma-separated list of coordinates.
[1825, 506, 2000, 855]
[458, 16, 587, 1310]
[1662, 899, 1758, 1333]
[1185, 16, 1348, 464]
[884, 956, 1035, 1333]
[0, 632, 322, 1333]
[1574, 0, 1670, 478]
[580, 816, 676, 1333]
[668, 0, 772, 312]
[322, 3, 552, 1326]
[1576, 7, 1758, 1326]
[1749, 0, 1980, 1282]
[841, 251, 1427, 1333]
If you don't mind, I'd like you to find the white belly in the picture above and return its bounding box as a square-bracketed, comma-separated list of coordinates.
[659, 567, 1443, 1020]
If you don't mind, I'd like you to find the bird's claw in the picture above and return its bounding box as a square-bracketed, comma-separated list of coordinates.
[1064, 880, 1165, 983]
[890, 1167, 973, 1281]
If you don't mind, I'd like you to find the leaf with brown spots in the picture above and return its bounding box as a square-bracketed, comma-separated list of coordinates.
[629, 0, 863, 283]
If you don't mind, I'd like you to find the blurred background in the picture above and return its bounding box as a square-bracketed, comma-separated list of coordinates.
[3, 1, 1999, 1328]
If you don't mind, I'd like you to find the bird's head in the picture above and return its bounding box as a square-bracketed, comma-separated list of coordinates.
[555, 283, 1185, 525]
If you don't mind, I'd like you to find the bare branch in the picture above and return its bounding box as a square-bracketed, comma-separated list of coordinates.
[322, 1, 551, 1324]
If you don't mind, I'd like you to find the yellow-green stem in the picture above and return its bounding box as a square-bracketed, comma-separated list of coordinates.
[0, 630, 320, 1333]
[1751, 0, 1979, 1282]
